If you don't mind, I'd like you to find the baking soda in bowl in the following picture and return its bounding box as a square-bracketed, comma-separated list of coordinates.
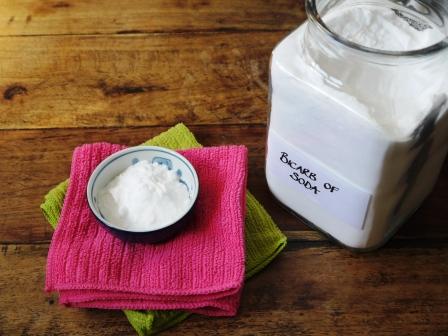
[266, 0, 448, 250]
[98, 160, 190, 231]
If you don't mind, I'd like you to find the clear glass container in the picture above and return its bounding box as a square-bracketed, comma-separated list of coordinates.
[266, 0, 448, 250]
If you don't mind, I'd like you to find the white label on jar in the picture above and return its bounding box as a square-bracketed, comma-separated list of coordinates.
[267, 129, 371, 230]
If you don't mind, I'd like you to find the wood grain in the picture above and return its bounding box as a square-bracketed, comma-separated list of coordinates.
[0, 31, 281, 130]
[0, 244, 133, 336]
[1, 125, 447, 244]
[1, 242, 447, 335]
[0, 125, 306, 243]
[0, 0, 305, 36]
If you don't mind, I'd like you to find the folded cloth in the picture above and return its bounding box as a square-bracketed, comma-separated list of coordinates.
[45, 143, 248, 316]
[41, 123, 287, 335]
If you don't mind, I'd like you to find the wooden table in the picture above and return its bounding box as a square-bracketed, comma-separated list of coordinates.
[1, 1, 447, 335]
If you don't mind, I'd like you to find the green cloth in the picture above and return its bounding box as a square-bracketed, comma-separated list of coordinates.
[41, 123, 287, 335]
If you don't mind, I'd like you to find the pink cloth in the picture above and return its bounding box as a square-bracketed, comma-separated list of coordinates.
[45, 143, 248, 316]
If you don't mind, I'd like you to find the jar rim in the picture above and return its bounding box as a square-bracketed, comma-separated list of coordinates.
[305, 0, 448, 57]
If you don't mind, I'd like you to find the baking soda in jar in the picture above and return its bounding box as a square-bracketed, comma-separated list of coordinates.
[266, 0, 448, 250]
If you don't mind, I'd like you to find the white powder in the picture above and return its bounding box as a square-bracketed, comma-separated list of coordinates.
[325, 6, 445, 52]
[298, 6, 447, 137]
[267, 4, 448, 249]
[97, 161, 190, 231]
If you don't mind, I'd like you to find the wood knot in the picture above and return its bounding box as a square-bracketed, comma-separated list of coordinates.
[98, 80, 167, 97]
[52, 1, 71, 8]
[4, 85, 28, 100]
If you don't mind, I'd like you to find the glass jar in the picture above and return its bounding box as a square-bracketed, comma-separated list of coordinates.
[266, 0, 448, 250]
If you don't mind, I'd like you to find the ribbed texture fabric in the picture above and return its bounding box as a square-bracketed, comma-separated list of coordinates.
[46, 144, 248, 316]
[41, 123, 287, 335]
[41, 179, 68, 229]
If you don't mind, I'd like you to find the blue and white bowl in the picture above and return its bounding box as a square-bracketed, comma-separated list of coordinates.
[87, 146, 199, 243]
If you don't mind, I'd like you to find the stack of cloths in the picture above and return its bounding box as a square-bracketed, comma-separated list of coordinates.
[41, 123, 287, 335]
[46, 143, 248, 316]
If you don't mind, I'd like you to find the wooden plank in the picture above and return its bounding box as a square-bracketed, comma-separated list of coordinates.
[0, 0, 305, 36]
[0, 244, 133, 336]
[0, 31, 281, 129]
[0, 125, 306, 243]
[1, 126, 447, 244]
[1, 242, 447, 335]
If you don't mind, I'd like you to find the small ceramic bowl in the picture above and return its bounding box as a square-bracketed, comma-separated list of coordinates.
[87, 146, 199, 243]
